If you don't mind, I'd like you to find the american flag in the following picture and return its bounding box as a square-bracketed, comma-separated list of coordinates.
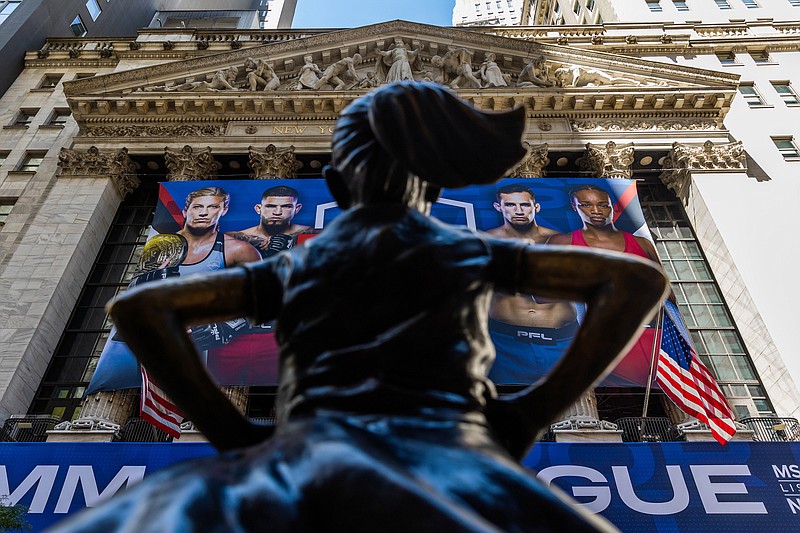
[140, 366, 183, 439]
[656, 300, 736, 444]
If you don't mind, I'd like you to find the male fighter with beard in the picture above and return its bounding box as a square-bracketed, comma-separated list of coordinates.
[485, 184, 580, 385]
[228, 185, 312, 258]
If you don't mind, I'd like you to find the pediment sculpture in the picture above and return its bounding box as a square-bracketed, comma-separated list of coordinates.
[131, 40, 672, 95]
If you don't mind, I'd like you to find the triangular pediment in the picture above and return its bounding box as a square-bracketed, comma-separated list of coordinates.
[63, 19, 739, 122]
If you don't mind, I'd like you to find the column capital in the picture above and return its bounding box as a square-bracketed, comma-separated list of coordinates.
[659, 140, 746, 202]
[509, 142, 549, 178]
[164, 145, 218, 181]
[576, 141, 634, 179]
[58, 146, 139, 198]
[248, 144, 302, 179]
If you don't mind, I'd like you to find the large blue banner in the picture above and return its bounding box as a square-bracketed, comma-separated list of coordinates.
[6, 442, 800, 531]
[87, 177, 664, 393]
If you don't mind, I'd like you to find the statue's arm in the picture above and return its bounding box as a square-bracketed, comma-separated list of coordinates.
[484, 242, 668, 458]
[108, 265, 282, 452]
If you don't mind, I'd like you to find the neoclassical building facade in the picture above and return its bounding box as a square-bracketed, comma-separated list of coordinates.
[0, 17, 796, 442]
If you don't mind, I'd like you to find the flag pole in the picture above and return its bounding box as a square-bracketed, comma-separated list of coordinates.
[641, 304, 664, 420]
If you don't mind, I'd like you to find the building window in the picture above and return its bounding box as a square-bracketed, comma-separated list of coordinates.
[716, 51, 738, 65]
[586, 0, 595, 10]
[738, 84, 767, 107]
[646, 0, 663, 11]
[46, 108, 71, 127]
[573, 0, 581, 14]
[638, 180, 774, 417]
[11, 109, 37, 127]
[750, 50, 771, 64]
[86, 0, 101, 21]
[70, 15, 87, 37]
[0, 151, 8, 166]
[0, 199, 14, 225]
[0, 1, 20, 25]
[37, 74, 63, 90]
[17, 152, 46, 172]
[772, 137, 800, 159]
[742, 0, 759, 7]
[714, 0, 731, 7]
[790, 0, 800, 6]
[673, 0, 689, 10]
[772, 82, 800, 105]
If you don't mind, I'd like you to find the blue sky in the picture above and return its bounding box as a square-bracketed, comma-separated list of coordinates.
[292, 0, 455, 28]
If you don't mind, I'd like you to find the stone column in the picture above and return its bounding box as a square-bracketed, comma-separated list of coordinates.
[576, 141, 634, 179]
[248, 144, 302, 179]
[164, 145, 218, 181]
[508, 143, 549, 178]
[43, 147, 139, 442]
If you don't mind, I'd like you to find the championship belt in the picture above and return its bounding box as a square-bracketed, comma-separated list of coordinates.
[130, 233, 188, 287]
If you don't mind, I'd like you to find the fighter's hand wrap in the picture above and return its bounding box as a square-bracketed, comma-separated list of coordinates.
[190, 318, 249, 350]
[263, 234, 293, 257]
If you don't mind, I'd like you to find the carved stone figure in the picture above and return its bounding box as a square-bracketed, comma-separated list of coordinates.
[314, 53, 363, 90]
[244, 58, 280, 91]
[57, 83, 667, 533]
[430, 48, 482, 89]
[554, 65, 641, 87]
[164, 145, 218, 181]
[479, 52, 508, 88]
[375, 38, 422, 83]
[288, 54, 323, 90]
[516, 56, 555, 88]
[248, 144, 302, 179]
[161, 66, 240, 92]
[355, 70, 379, 89]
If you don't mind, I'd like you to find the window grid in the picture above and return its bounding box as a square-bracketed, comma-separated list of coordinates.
[12, 109, 37, 127]
[29, 180, 158, 422]
[0, 199, 14, 225]
[47, 108, 71, 126]
[716, 51, 738, 65]
[772, 137, 800, 159]
[772, 82, 800, 105]
[86, 0, 101, 21]
[70, 15, 87, 37]
[673, 0, 689, 10]
[38, 74, 63, 89]
[638, 181, 774, 416]
[742, 0, 759, 7]
[738, 84, 766, 107]
[750, 50, 771, 64]
[790, 0, 800, 7]
[646, 0, 663, 11]
[0, 1, 20, 25]
[17, 152, 45, 172]
[714, 0, 731, 8]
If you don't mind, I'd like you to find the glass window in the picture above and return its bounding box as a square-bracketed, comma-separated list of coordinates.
[0, 199, 14, 225]
[716, 51, 738, 66]
[742, 0, 759, 7]
[772, 82, 800, 105]
[673, 0, 689, 10]
[0, 1, 21, 25]
[772, 137, 800, 159]
[586, 0, 595, 10]
[38, 74, 63, 89]
[17, 152, 46, 172]
[738, 84, 766, 106]
[47, 109, 71, 126]
[12, 109, 37, 127]
[646, 0, 662, 11]
[790, 0, 800, 6]
[715, 0, 731, 8]
[70, 15, 87, 37]
[573, 0, 581, 14]
[750, 50, 771, 64]
[86, 0, 101, 21]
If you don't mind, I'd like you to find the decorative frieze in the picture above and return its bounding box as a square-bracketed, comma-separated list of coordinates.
[576, 141, 634, 179]
[509, 142, 549, 178]
[83, 124, 225, 137]
[659, 140, 746, 202]
[248, 144, 302, 179]
[165, 145, 218, 181]
[58, 146, 140, 198]
[571, 119, 719, 132]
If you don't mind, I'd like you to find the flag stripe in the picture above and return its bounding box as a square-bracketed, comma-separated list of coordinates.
[140, 367, 183, 439]
[655, 300, 735, 445]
